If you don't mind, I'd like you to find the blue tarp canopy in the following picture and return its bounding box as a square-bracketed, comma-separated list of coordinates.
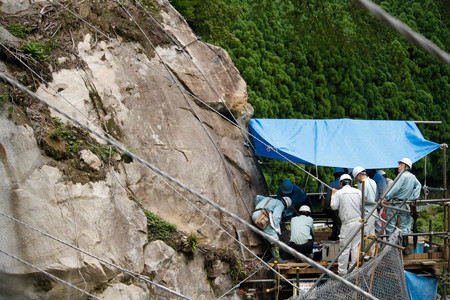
[249, 118, 440, 169]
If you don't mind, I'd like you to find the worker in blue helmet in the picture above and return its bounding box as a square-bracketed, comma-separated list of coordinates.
[277, 180, 311, 218]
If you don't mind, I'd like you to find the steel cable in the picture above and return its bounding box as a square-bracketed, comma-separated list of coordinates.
[0, 72, 378, 300]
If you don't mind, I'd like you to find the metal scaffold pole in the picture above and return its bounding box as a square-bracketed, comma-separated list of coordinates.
[360, 180, 366, 268]
[444, 144, 448, 297]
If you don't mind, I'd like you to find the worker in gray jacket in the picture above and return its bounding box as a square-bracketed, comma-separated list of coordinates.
[384, 158, 421, 252]
[331, 174, 362, 275]
[252, 195, 291, 262]
[353, 166, 379, 236]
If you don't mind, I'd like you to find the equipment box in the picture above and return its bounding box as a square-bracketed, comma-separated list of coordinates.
[321, 241, 340, 262]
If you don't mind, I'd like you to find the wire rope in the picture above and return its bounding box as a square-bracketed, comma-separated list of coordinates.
[0, 211, 190, 299]
[0, 44, 115, 143]
[2, 3, 384, 296]
[134, 0, 242, 128]
[0, 6, 290, 288]
[134, 0, 277, 191]
[49, 0, 333, 190]
[105, 143, 296, 289]
[0, 49, 294, 289]
[116, 1, 252, 217]
[349, 0, 450, 66]
[0, 72, 378, 300]
[0, 248, 101, 300]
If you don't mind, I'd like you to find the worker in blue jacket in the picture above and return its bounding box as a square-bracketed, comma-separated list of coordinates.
[384, 158, 421, 253]
[252, 195, 292, 262]
[277, 180, 311, 218]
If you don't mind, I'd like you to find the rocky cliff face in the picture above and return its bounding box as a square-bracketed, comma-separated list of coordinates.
[0, 0, 266, 298]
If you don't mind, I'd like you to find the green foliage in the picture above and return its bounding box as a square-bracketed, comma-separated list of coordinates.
[174, 0, 449, 193]
[417, 205, 445, 243]
[213, 248, 228, 255]
[170, 0, 242, 46]
[141, 0, 158, 13]
[228, 260, 248, 286]
[144, 209, 177, 240]
[183, 233, 200, 252]
[21, 39, 56, 61]
[51, 117, 83, 156]
[0, 93, 7, 105]
[6, 23, 30, 39]
[88, 145, 118, 162]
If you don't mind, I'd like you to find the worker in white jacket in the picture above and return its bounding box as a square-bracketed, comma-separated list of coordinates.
[331, 174, 362, 276]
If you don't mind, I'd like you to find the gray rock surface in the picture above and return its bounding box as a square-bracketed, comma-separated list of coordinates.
[0, 1, 266, 298]
[144, 241, 214, 299]
[79, 149, 102, 171]
[0, 110, 147, 299]
[0, 0, 30, 14]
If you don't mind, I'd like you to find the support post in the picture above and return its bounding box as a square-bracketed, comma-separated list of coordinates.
[273, 262, 278, 300]
[444, 143, 448, 298]
[294, 267, 300, 297]
[360, 180, 366, 267]
[428, 220, 433, 259]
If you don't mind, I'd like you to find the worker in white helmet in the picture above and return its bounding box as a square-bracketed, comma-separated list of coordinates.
[352, 167, 379, 237]
[288, 205, 314, 256]
[331, 174, 362, 275]
[384, 158, 421, 253]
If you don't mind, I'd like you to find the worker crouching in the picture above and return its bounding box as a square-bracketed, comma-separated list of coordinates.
[288, 205, 314, 257]
[252, 195, 292, 262]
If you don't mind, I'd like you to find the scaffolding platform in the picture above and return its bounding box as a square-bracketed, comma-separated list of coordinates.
[268, 250, 446, 278]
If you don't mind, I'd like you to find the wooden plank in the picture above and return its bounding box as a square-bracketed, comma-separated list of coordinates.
[404, 262, 447, 270]
[269, 261, 336, 275]
[404, 252, 443, 260]
[421, 261, 437, 266]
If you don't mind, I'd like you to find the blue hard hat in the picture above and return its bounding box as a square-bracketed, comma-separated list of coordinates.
[334, 167, 345, 174]
[281, 180, 294, 194]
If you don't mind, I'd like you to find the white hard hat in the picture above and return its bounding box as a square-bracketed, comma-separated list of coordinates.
[281, 196, 292, 208]
[398, 158, 412, 169]
[377, 170, 386, 176]
[352, 166, 365, 178]
[340, 174, 352, 182]
[299, 205, 311, 213]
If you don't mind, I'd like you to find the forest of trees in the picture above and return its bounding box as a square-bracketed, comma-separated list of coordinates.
[171, 0, 449, 194]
